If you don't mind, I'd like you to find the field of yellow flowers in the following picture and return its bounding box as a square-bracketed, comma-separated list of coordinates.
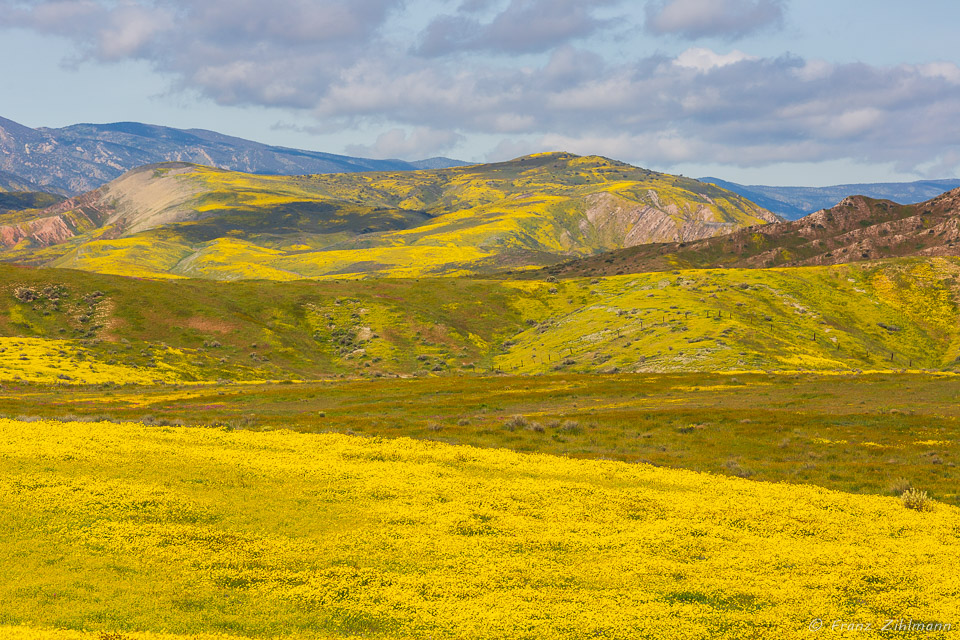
[1, 417, 957, 639]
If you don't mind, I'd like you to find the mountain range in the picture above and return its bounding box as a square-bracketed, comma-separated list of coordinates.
[701, 176, 960, 220]
[4, 113, 958, 220]
[0, 115, 465, 195]
[0, 153, 776, 279]
[544, 187, 960, 277]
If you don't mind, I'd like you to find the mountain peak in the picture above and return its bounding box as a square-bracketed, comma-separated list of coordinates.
[0, 115, 470, 195]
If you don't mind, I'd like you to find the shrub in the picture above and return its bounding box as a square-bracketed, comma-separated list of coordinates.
[504, 415, 529, 431]
[901, 488, 934, 512]
[558, 420, 581, 435]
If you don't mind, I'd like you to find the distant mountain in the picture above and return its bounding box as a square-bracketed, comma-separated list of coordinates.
[0, 152, 776, 280]
[543, 188, 960, 277]
[700, 177, 960, 220]
[0, 168, 65, 195]
[0, 116, 469, 195]
[409, 157, 468, 170]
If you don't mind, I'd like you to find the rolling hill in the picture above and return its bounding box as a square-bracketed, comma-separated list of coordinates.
[0, 115, 465, 194]
[0, 191, 65, 214]
[0, 153, 778, 280]
[0, 256, 956, 384]
[544, 188, 960, 277]
[700, 176, 960, 220]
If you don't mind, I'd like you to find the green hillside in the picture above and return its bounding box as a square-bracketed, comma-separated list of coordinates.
[0, 191, 65, 213]
[0, 257, 957, 384]
[1, 153, 776, 279]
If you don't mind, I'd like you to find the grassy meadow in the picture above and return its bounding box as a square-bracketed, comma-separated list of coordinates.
[2, 372, 957, 506]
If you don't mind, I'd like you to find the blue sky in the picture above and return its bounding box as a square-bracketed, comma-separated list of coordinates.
[2, 0, 960, 185]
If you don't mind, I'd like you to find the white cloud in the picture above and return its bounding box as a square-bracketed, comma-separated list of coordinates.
[646, 0, 784, 39]
[915, 62, 960, 85]
[415, 0, 621, 57]
[673, 48, 757, 72]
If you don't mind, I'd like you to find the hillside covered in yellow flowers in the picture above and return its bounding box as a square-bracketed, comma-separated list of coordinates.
[0, 257, 957, 384]
[0, 153, 776, 280]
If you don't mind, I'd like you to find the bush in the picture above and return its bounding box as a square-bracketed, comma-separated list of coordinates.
[901, 488, 934, 512]
[504, 415, 529, 431]
[558, 420, 581, 435]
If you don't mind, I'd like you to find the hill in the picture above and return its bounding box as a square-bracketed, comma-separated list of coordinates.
[701, 176, 960, 220]
[0, 153, 777, 279]
[544, 188, 960, 277]
[0, 115, 467, 194]
[0, 257, 956, 385]
[0, 191, 65, 213]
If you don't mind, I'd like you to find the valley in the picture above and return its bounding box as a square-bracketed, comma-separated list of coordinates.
[1, 150, 957, 640]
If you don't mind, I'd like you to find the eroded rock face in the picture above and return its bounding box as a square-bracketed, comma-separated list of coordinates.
[0, 163, 205, 249]
[0, 209, 95, 249]
[547, 187, 960, 277]
[579, 191, 774, 249]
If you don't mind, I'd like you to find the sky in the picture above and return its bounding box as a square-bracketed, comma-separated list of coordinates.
[2, 0, 960, 186]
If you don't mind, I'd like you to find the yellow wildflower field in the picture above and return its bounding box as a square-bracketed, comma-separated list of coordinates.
[0, 337, 179, 385]
[1, 418, 957, 639]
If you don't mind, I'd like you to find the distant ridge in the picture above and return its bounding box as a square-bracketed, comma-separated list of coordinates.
[700, 176, 960, 220]
[410, 157, 470, 170]
[0, 168, 67, 195]
[543, 187, 960, 277]
[0, 115, 468, 194]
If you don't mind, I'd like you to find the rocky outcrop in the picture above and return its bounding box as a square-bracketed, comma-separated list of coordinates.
[546, 187, 960, 277]
[578, 190, 776, 249]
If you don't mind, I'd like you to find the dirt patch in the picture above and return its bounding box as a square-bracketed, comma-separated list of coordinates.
[186, 316, 237, 334]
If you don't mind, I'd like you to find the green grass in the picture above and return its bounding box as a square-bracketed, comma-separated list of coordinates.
[0, 258, 957, 384]
[2, 372, 956, 506]
[0, 191, 65, 213]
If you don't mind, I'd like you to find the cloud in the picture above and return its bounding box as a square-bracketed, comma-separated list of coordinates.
[1, 0, 402, 107]
[313, 48, 960, 174]
[345, 127, 465, 159]
[2, 2, 959, 177]
[673, 47, 757, 72]
[416, 0, 620, 56]
[646, 0, 785, 39]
